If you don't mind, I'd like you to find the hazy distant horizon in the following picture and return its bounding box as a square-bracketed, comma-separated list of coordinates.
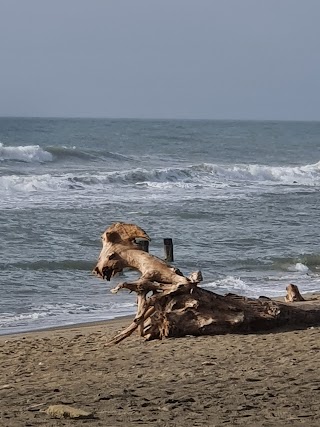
[1, 115, 319, 123]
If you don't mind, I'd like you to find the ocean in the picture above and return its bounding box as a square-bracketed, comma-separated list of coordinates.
[1, 117, 320, 335]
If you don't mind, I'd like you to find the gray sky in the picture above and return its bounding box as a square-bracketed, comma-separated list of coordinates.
[1, 0, 320, 120]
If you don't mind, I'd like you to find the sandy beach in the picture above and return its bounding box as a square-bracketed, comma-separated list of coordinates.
[1, 310, 320, 427]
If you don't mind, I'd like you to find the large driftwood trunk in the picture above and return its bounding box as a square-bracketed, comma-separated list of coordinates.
[93, 223, 320, 345]
[107, 281, 320, 345]
[147, 289, 320, 338]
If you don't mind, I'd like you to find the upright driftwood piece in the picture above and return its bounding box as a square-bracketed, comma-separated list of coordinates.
[285, 284, 305, 302]
[163, 238, 174, 262]
[93, 223, 320, 345]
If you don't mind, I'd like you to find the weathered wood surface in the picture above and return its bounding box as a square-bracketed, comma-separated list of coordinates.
[93, 223, 320, 345]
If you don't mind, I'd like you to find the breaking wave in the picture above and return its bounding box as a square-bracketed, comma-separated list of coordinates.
[205, 276, 251, 293]
[0, 168, 195, 194]
[191, 161, 320, 185]
[0, 143, 53, 163]
[1, 161, 320, 195]
[0, 143, 132, 164]
[289, 262, 309, 273]
[271, 253, 320, 271]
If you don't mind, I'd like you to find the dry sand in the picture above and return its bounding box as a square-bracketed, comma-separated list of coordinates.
[1, 313, 320, 426]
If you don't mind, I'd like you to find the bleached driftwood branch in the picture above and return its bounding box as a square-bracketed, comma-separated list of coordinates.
[93, 223, 320, 345]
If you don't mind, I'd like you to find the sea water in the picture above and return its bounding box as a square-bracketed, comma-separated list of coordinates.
[1, 118, 320, 334]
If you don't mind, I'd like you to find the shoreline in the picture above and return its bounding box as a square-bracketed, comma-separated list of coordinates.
[2, 290, 320, 339]
[0, 314, 134, 340]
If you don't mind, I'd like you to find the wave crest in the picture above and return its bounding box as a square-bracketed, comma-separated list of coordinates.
[46, 146, 131, 162]
[193, 161, 320, 185]
[1, 161, 320, 195]
[0, 143, 133, 164]
[0, 143, 53, 163]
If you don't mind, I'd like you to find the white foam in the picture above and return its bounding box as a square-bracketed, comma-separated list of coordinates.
[0, 174, 60, 193]
[194, 161, 320, 186]
[0, 300, 136, 332]
[79, 160, 320, 188]
[205, 276, 251, 292]
[0, 142, 53, 163]
[1, 160, 320, 202]
[286, 262, 309, 273]
[0, 311, 47, 326]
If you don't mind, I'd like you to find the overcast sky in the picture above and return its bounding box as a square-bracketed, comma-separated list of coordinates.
[1, 0, 320, 120]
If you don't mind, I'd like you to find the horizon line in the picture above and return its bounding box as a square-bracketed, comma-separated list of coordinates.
[0, 115, 320, 123]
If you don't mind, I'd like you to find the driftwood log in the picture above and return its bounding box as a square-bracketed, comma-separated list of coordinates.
[93, 223, 320, 345]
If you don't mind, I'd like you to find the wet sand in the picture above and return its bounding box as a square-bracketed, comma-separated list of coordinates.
[1, 310, 320, 426]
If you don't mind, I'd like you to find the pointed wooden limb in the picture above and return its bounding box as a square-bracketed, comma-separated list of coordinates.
[105, 306, 156, 346]
[110, 279, 162, 294]
[111, 278, 197, 296]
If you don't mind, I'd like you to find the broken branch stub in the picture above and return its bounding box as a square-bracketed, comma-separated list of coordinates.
[285, 284, 305, 302]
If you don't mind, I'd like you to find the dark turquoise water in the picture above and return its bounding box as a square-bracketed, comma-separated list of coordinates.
[1, 118, 320, 334]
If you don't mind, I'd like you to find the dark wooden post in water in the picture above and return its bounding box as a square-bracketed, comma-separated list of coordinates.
[136, 240, 149, 252]
[163, 238, 174, 262]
